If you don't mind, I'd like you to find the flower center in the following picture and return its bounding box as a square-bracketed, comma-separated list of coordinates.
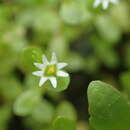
[45, 64, 57, 76]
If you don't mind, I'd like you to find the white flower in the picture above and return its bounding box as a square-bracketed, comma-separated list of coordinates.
[93, 0, 118, 9]
[32, 52, 69, 88]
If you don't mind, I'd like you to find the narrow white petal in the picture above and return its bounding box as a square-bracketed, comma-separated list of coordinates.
[34, 63, 44, 69]
[50, 52, 57, 64]
[57, 71, 69, 77]
[49, 77, 57, 88]
[57, 63, 68, 69]
[42, 55, 49, 65]
[103, 0, 109, 9]
[93, 0, 101, 7]
[39, 77, 48, 87]
[32, 71, 43, 77]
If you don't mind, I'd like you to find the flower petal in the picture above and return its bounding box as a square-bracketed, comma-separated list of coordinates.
[57, 63, 68, 69]
[34, 63, 44, 69]
[57, 71, 69, 77]
[93, 0, 101, 7]
[50, 52, 57, 64]
[49, 77, 57, 88]
[32, 71, 43, 77]
[102, 0, 109, 9]
[42, 55, 49, 65]
[39, 77, 48, 87]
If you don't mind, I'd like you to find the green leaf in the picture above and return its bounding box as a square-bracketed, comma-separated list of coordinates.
[56, 101, 77, 121]
[0, 43, 17, 75]
[60, 1, 90, 25]
[53, 117, 76, 130]
[120, 71, 130, 94]
[33, 9, 60, 33]
[23, 116, 53, 130]
[88, 81, 130, 130]
[0, 105, 11, 130]
[25, 74, 39, 89]
[14, 90, 41, 116]
[92, 38, 119, 68]
[124, 44, 130, 69]
[110, 2, 130, 31]
[15, 0, 44, 5]
[21, 47, 42, 73]
[32, 100, 55, 123]
[95, 15, 121, 43]
[67, 53, 84, 71]
[0, 76, 22, 102]
[43, 76, 70, 92]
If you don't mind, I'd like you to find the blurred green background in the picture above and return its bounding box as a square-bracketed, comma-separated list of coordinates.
[0, 0, 130, 130]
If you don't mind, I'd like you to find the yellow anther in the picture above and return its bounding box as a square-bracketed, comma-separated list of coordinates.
[45, 64, 56, 76]
[48, 66, 55, 73]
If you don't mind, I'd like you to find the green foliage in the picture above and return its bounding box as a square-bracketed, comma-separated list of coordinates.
[45, 76, 70, 92]
[120, 71, 130, 94]
[88, 81, 130, 130]
[31, 100, 55, 123]
[0, 105, 11, 130]
[0, 76, 22, 102]
[60, 0, 91, 25]
[0, 0, 130, 129]
[56, 101, 77, 121]
[53, 117, 76, 130]
[21, 47, 43, 72]
[0, 43, 17, 75]
[14, 90, 41, 116]
[95, 15, 121, 43]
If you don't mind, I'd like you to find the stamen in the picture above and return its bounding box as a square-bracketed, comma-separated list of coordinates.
[45, 64, 57, 76]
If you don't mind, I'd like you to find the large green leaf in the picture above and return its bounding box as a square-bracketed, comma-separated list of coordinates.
[88, 81, 130, 130]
